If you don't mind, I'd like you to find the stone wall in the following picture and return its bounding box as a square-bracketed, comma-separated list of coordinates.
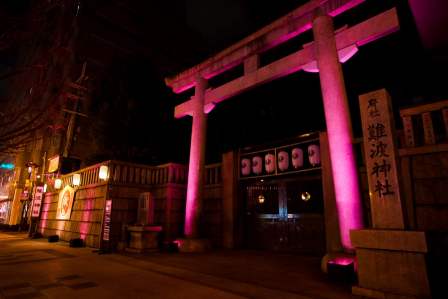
[409, 152, 448, 230]
[39, 184, 107, 248]
[398, 151, 448, 296]
[202, 184, 223, 247]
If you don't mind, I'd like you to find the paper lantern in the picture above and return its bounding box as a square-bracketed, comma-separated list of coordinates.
[308, 144, 321, 166]
[99, 165, 109, 180]
[265, 153, 275, 174]
[54, 178, 62, 189]
[252, 156, 262, 175]
[241, 158, 251, 176]
[278, 151, 289, 171]
[73, 173, 81, 186]
[292, 148, 304, 169]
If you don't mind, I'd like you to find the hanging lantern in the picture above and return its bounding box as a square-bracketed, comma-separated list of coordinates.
[277, 151, 289, 172]
[241, 158, 251, 176]
[99, 165, 109, 180]
[308, 144, 321, 166]
[54, 178, 62, 189]
[73, 173, 81, 186]
[265, 153, 275, 174]
[252, 156, 262, 175]
[301, 191, 311, 202]
[257, 194, 265, 204]
[292, 148, 304, 169]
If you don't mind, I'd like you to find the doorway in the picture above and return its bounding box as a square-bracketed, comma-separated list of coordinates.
[242, 174, 325, 255]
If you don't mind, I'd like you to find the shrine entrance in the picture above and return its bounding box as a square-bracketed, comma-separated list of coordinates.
[164, 0, 401, 252]
[238, 133, 325, 254]
[242, 176, 325, 254]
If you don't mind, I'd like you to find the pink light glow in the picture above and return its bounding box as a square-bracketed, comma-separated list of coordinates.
[338, 45, 358, 63]
[184, 79, 207, 238]
[79, 198, 93, 239]
[328, 257, 354, 266]
[313, 15, 364, 250]
[328, 0, 365, 18]
[326, 108, 364, 250]
[184, 114, 203, 237]
[38, 193, 51, 234]
[328, 256, 358, 272]
[173, 239, 182, 248]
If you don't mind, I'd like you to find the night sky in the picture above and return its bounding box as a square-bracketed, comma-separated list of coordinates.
[1, 0, 447, 164]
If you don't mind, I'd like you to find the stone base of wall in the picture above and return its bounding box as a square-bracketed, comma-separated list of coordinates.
[351, 229, 430, 299]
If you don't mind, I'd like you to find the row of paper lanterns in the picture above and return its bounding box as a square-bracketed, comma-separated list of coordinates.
[241, 144, 320, 176]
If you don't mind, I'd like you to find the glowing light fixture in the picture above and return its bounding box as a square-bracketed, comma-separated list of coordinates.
[258, 194, 265, 204]
[54, 178, 62, 189]
[73, 173, 81, 186]
[0, 163, 14, 170]
[99, 165, 108, 180]
[301, 192, 311, 202]
[43, 184, 48, 193]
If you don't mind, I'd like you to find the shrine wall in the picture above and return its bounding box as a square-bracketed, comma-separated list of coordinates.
[39, 184, 106, 248]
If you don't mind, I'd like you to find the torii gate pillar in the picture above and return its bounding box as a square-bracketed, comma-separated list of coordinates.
[313, 14, 364, 250]
[176, 76, 212, 252]
[184, 76, 208, 239]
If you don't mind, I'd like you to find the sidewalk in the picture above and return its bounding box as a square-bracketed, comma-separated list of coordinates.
[0, 232, 356, 299]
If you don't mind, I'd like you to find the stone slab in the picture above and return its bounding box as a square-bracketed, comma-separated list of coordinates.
[350, 229, 427, 252]
[356, 248, 430, 298]
[352, 286, 422, 299]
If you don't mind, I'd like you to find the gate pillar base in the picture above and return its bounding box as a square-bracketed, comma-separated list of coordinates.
[176, 238, 211, 253]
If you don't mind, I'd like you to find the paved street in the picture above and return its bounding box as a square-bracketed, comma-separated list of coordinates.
[0, 232, 355, 299]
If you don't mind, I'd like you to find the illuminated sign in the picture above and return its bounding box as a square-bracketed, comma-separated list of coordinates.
[56, 185, 74, 220]
[102, 200, 112, 241]
[0, 163, 14, 170]
[31, 186, 44, 218]
[21, 189, 29, 200]
[47, 156, 60, 173]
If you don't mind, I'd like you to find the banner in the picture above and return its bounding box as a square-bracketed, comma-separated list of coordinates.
[56, 185, 74, 220]
[31, 186, 44, 218]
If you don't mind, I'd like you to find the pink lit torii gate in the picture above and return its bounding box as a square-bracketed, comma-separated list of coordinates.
[165, 0, 399, 251]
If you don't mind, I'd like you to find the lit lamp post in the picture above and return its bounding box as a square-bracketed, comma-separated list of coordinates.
[25, 162, 40, 235]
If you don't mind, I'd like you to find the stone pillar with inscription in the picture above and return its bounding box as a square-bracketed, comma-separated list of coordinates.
[351, 89, 430, 299]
